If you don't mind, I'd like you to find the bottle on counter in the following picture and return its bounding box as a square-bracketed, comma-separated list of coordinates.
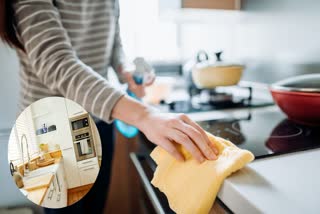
[115, 57, 155, 138]
[42, 123, 48, 133]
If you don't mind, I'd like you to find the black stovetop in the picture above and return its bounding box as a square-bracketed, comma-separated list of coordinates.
[158, 85, 274, 113]
[197, 110, 320, 159]
[159, 97, 274, 113]
[139, 108, 320, 160]
[134, 107, 320, 213]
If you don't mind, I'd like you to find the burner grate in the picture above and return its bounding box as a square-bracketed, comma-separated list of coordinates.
[192, 85, 253, 108]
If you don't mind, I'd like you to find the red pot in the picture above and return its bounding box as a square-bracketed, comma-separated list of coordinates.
[270, 74, 320, 126]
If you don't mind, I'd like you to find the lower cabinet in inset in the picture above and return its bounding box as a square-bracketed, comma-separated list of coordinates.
[62, 148, 81, 188]
[41, 164, 68, 208]
[41, 176, 58, 208]
[79, 164, 99, 186]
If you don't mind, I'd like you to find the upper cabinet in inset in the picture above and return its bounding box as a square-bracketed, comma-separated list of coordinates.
[182, 0, 241, 10]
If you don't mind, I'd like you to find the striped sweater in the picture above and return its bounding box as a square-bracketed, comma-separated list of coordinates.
[14, 0, 126, 123]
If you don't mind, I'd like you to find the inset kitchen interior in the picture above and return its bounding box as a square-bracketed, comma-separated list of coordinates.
[8, 97, 102, 208]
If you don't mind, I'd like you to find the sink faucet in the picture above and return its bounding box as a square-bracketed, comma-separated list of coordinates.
[20, 134, 31, 176]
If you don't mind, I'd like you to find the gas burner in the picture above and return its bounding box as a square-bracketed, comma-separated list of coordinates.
[197, 89, 234, 104]
[190, 85, 253, 109]
[159, 85, 273, 113]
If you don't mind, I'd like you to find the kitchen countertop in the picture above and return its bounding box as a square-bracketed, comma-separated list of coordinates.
[22, 158, 61, 205]
[218, 148, 320, 214]
[186, 106, 320, 214]
[25, 174, 54, 205]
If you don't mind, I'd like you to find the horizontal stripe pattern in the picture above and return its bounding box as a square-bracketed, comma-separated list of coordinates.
[14, 0, 126, 123]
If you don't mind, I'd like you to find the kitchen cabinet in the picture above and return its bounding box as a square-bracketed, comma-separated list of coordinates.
[41, 175, 57, 208]
[65, 99, 86, 117]
[53, 99, 74, 150]
[105, 129, 142, 214]
[79, 164, 99, 186]
[61, 148, 81, 188]
[90, 116, 102, 158]
[56, 161, 68, 207]
[31, 97, 73, 150]
[77, 157, 98, 169]
[41, 164, 67, 208]
[182, 0, 241, 10]
[160, 0, 241, 11]
[78, 157, 99, 186]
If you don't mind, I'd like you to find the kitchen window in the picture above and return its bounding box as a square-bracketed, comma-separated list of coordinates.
[119, 0, 179, 61]
[8, 110, 39, 166]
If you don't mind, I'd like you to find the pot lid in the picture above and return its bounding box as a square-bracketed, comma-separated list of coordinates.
[271, 74, 320, 93]
[195, 51, 243, 68]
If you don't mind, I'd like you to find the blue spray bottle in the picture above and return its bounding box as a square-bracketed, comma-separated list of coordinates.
[115, 57, 155, 138]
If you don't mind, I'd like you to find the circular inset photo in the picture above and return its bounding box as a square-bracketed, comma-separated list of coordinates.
[8, 97, 102, 208]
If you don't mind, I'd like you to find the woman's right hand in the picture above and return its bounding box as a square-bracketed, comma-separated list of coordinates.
[112, 96, 218, 163]
[136, 111, 219, 163]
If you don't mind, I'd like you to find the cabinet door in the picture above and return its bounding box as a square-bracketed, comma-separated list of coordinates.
[79, 164, 99, 186]
[77, 157, 98, 168]
[65, 99, 86, 117]
[56, 164, 68, 207]
[31, 97, 73, 150]
[53, 99, 74, 150]
[41, 180, 56, 208]
[61, 148, 81, 188]
[182, 0, 241, 10]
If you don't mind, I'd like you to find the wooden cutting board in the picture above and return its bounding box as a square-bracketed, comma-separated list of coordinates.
[37, 158, 55, 167]
[23, 174, 54, 191]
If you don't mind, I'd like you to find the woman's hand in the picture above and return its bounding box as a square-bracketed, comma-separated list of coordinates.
[112, 96, 218, 163]
[136, 112, 219, 163]
[124, 72, 155, 98]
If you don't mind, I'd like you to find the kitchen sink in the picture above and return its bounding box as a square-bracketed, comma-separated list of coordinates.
[24, 164, 58, 179]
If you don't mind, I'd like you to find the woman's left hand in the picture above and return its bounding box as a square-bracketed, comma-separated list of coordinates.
[124, 72, 155, 98]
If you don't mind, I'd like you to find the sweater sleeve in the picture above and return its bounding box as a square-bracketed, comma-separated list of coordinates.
[13, 0, 125, 123]
[110, 0, 127, 84]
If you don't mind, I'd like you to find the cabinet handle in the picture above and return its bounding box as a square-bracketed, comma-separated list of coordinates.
[81, 160, 93, 165]
[73, 111, 83, 115]
[52, 177, 56, 192]
[56, 174, 61, 193]
[57, 193, 61, 202]
[48, 190, 54, 200]
[83, 167, 94, 171]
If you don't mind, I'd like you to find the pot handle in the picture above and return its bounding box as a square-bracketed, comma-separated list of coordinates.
[215, 51, 223, 62]
[196, 51, 209, 63]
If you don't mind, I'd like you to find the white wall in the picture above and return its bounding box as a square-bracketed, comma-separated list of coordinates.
[233, 0, 320, 83]
[119, 0, 320, 82]
[0, 43, 20, 130]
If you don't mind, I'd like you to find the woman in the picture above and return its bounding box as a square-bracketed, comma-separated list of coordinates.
[0, 0, 218, 213]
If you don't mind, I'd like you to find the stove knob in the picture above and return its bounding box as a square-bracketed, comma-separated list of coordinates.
[168, 102, 175, 111]
[159, 100, 166, 105]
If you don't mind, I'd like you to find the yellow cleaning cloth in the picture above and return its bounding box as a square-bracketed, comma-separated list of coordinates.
[150, 132, 254, 214]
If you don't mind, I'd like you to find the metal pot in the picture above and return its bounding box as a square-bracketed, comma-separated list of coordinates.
[191, 51, 244, 89]
[270, 74, 320, 126]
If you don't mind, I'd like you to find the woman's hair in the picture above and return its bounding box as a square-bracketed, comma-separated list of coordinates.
[0, 0, 24, 50]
